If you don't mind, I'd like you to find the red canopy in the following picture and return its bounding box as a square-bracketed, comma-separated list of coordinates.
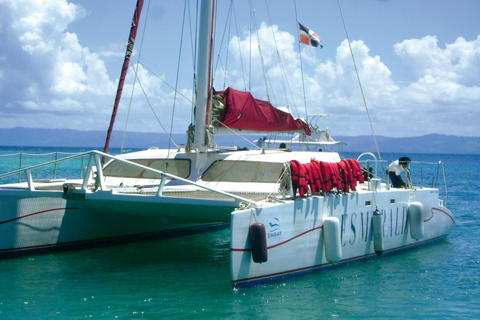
[217, 87, 311, 135]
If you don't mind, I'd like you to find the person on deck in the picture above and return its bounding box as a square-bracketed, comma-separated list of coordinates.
[387, 157, 411, 188]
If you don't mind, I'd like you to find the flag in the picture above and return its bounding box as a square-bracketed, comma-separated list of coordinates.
[298, 22, 322, 48]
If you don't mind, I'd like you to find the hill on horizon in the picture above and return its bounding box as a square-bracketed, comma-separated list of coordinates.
[1, 127, 480, 154]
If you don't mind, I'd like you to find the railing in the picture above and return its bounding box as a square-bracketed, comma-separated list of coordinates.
[357, 153, 449, 206]
[0, 150, 259, 208]
[0, 150, 449, 207]
[0, 151, 85, 183]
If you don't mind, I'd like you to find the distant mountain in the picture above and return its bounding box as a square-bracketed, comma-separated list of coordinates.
[1, 127, 479, 154]
[0, 127, 259, 150]
[0, 127, 187, 149]
[336, 134, 480, 154]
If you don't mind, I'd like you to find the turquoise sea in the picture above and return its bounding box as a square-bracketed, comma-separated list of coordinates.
[0, 147, 479, 319]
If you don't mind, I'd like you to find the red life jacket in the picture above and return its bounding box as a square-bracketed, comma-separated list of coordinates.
[328, 162, 343, 191]
[319, 161, 333, 192]
[310, 159, 324, 192]
[337, 161, 350, 192]
[348, 159, 365, 184]
[290, 160, 299, 197]
[341, 159, 357, 191]
[304, 163, 316, 194]
[290, 160, 308, 197]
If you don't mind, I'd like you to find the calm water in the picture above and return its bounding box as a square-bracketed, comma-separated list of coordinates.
[0, 148, 479, 319]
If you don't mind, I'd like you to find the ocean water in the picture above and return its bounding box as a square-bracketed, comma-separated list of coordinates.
[0, 148, 479, 319]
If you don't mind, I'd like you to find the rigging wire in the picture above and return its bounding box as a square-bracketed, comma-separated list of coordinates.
[263, 0, 301, 118]
[120, 0, 152, 154]
[249, 6, 252, 91]
[190, 0, 200, 126]
[264, 0, 289, 107]
[167, 0, 190, 156]
[129, 56, 178, 148]
[247, 0, 276, 105]
[336, 0, 387, 184]
[186, 0, 195, 125]
[212, 1, 234, 90]
[130, 56, 261, 150]
[231, 1, 248, 91]
[132, 58, 194, 105]
[125, 1, 309, 152]
[293, 0, 309, 122]
[223, 4, 232, 89]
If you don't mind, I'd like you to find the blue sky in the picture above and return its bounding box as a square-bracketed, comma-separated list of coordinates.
[1, 0, 479, 138]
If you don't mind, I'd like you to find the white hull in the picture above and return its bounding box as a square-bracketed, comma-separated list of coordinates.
[231, 186, 455, 287]
[0, 182, 236, 255]
[0, 149, 455, 286]
[0, 0, 456, 289]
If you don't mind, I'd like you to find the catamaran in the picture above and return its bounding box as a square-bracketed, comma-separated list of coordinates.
[0, 0, 455, 287]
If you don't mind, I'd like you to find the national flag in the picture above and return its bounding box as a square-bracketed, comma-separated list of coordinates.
[298, 22, 322, 48]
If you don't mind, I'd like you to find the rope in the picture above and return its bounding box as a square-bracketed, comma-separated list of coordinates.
[278, 162, 292, 198]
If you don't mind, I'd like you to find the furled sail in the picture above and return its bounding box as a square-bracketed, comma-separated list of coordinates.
[216, 87, 311, 135]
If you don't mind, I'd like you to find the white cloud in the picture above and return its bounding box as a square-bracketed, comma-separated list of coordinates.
[219, 24, 401, 135]
[0, 0, 170, 133]
[9, 0, 82, 54]
[317, 40, 399, 110]
[394, 35, 480, 85]
[220, 25, 480, 137]
[390, 35, 480, 136]
[0, 0, 479, 139]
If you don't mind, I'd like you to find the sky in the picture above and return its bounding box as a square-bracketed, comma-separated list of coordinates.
[0, 0, 479, 139]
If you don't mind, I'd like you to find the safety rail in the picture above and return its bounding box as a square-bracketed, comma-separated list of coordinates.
[0, 150, 259, 208]
[357, 154, 449, 206]
[0, 151, 85, 183]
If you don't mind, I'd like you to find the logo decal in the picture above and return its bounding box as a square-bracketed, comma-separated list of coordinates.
[268, 218, 282, 238]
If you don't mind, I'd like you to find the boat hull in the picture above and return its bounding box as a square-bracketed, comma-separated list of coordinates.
[230, 188, 455, 287]
[0, 188, 236, 256]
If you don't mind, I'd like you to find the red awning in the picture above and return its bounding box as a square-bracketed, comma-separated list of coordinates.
[217, 88, 311, 135]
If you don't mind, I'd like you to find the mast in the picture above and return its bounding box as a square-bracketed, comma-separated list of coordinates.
[193, 0, 215, 149]
[103, 0, 144, 157]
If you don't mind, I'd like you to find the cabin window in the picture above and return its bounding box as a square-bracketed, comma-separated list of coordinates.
[103, 159, 191, 179]
[201, 160, 284, 183]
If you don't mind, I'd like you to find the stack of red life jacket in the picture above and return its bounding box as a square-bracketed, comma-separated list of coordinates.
[289, 159, 365, 197]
